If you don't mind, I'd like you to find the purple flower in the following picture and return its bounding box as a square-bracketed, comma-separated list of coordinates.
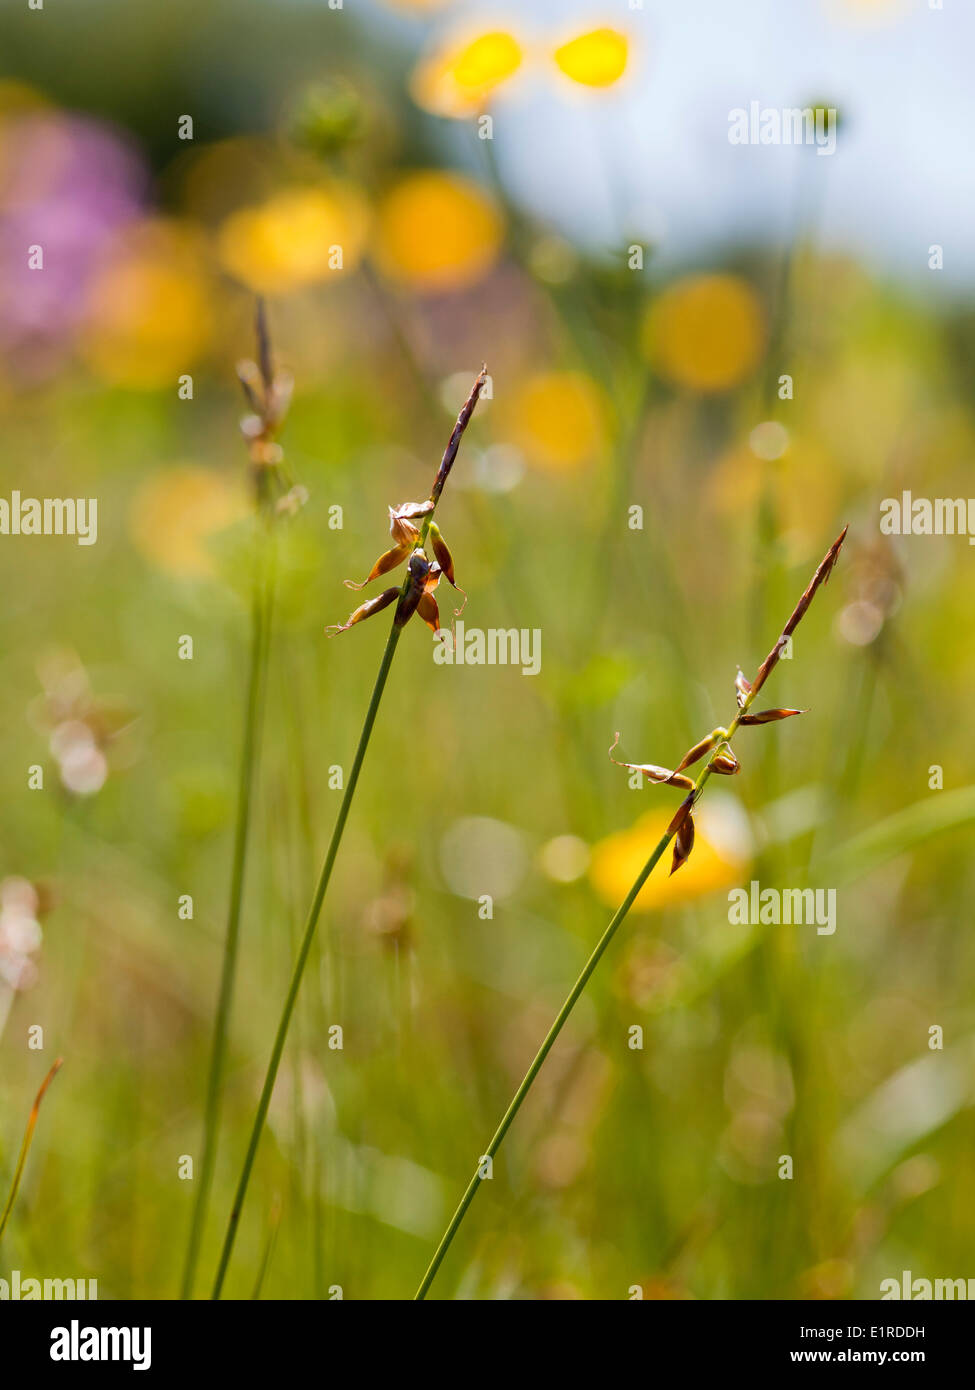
[0, 110, 147, 378]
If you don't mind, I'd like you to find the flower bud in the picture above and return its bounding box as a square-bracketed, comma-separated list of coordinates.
[738, 708, 805, 725]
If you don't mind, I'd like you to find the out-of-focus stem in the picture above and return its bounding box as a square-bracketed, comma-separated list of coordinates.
[181, 528, 276, 1299]
[211, 617, 402, 1298]
[0, 1058, 63, 1243]
[212, 371, 486, 1298]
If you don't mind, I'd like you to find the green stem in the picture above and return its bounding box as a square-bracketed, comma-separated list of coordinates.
[181, 531, 276, 1299]
[415, 714, 751, 1300]
[211, 619, 403, 1298]
[0, 1059, 63, 1243]
[413, 832, 671, 1300]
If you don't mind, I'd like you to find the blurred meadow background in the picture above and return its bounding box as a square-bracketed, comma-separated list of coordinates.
[2, 0, 975, 1300]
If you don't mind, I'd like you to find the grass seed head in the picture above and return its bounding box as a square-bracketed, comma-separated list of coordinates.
[237, 298, 301, 515]
[610, 526, 848, 875]
[328, 367, 486, 638]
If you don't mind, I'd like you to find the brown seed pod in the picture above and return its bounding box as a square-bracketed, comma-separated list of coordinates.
[394, 550, 436, 628]
[667, 792, 696, 837]
[326, 587, 400, 636]
[428, 522, 455, 584]
[670, 812, 695, 875]
[711, 750, 740, 775]
[416, 592, 440, 632]
[675, 732, 720, 772]
[429, 521, 469, 615]
[607, 734, 695, 790]
[343, 543, 412, 591]
[738, 708, 805, 725]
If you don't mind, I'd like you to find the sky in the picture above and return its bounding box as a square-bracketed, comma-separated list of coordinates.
[363, 0, 975, 293]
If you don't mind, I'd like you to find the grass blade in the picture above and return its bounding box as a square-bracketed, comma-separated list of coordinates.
[0, 1057, 64, 1243]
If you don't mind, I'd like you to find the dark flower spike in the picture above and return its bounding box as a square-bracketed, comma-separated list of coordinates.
[326, 587, 400, 636]
[751, 525, 848, 696]
[670, 812, 695, 876]
[738, 707, 806, 725]
[607, 733, 696, 790]
[431, 365, 488, 504]
[327, 367, 487, 640]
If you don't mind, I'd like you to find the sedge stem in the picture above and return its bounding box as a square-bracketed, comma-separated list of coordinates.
[414, 757, 714, 1301]
[414, 527, 847, 1299]
[211, 618, 403, 1298]
[180, 531, 275, 1298]
[211, 366, 485, 1297]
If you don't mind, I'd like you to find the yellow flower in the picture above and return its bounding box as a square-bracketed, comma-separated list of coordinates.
[375, 171, 503, 292]
[129, 468, 247, 579]
[641, 273, 765, 393]
[411, 30, 523, 118]
[710, 436, 841, 546]
[554, 28, 629, 87]
[507, 370, 608, 471]
[589, 803, 750, 912]
[217, 185, 369, 294]
[82, 221, 213, 388]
